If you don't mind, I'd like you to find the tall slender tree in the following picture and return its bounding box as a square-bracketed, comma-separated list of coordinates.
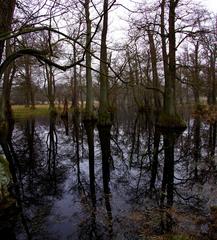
[98, 0, 110, 125]
[84, 0, 94, 119]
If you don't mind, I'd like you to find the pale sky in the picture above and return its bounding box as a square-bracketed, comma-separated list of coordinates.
[197, 0, 217, 12]
[109, 0, 217, 44]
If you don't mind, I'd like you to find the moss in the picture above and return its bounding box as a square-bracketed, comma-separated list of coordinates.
[0, 155, 12, 202]
[157, 112, 187, 130]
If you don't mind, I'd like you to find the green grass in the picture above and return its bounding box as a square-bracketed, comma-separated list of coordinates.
[12, 105, 57, 119]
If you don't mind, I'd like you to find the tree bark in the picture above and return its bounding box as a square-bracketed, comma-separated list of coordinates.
[158, 0, 186, 129]
[72, 42, 78, 111]
[0, 0, 16, 64]
[84, 0, 94, 119]
[147, 27, 161, 110]
[24, 55, 35, 109]
[165, 0, 176, 116]
[45, 64, 56, 112]
[98, 0, 110, 125]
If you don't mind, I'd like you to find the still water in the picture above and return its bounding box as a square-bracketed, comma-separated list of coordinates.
[1, 112, 217, 239]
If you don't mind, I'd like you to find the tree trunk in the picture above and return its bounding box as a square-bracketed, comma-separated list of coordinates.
[84, 0, 94, 119]
[158, 0, 186, 129]
[210, 52, 216, 105]
[165, 0, 176, 116]
[24, 55, 35, 109]
[0, 0, 16, 64]
[45, 64, 56, 113]
[192, 42, 201, 106]
[147, 28, 162, 110]
[98, 0, 110, 125]
[0, 0, 16, 143]
[3, 40, 15, 122]
[72, 42, 78, 111]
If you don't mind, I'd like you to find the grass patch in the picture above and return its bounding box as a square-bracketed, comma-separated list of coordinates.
[12, 105, 59, 119]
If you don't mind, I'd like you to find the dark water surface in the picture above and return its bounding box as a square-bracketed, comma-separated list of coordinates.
[1, 112, 217, 239]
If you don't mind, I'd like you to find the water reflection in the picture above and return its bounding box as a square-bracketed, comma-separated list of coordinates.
[84, 120, 97, 239]
[209, 121, 216, 158]
[1, 112, 217, 239]
[0, 119, 31, 239]
[150, 128, 161, 190]
[161, 131, 176, 207]
[47, 116, 58, 191]
[193, 117, 201, 179]
[72, 113, 81, 184]
[98, 125, 113, 239]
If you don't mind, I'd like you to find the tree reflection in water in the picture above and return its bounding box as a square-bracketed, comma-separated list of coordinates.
[1, 112, 217, 239]
[98, 124, 113, 239]
[46, 116, 58, 191]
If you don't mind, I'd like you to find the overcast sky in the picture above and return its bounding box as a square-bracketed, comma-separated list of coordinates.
[202, 0, 217, 11]
[109, 0, 217, 44]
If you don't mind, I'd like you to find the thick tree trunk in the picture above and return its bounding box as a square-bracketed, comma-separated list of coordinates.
[0, 0, 16, 144]
[158, 0, 186, 129]
[165, 0, 176, 116]
[0, 0, 16, 64]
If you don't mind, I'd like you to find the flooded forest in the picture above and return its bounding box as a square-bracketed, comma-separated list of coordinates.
[1, 0, 217, 239]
